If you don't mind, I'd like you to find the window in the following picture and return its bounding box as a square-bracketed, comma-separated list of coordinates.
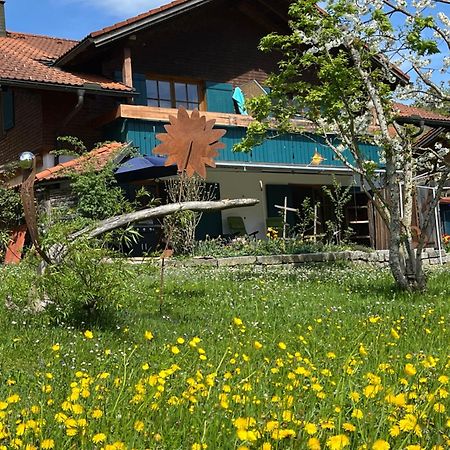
[0, 87, 14, 138]
[145, 78, 203, 110]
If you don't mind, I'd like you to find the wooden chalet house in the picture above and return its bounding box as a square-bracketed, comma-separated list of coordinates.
[1, 0, 449, 248]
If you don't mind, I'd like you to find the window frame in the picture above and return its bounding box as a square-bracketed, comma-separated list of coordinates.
[145, 75, 206, 111]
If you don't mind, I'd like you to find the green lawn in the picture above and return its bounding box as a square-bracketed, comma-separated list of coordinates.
[0, 263, 449, 450]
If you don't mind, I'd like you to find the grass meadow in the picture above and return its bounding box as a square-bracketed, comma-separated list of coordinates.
[0, 263, 449, 450]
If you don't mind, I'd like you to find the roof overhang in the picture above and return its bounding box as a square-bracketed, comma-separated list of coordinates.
[395, 116, 450, 129]
[0, 78, 136, 97]
[214, 161, 386, 175]
[55, 0, 216, 66]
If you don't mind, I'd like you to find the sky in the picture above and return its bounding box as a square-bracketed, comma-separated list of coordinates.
[6, 0, 168, 40]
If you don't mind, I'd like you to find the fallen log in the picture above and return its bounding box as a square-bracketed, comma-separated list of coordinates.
[70, 198, 259, 240]
[46, 198, 259, 264]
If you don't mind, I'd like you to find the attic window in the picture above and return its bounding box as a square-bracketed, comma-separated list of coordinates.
[145, 78, 204, 110]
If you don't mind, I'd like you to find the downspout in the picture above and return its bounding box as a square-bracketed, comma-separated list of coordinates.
[61, 89, 85, 130]
[53, 89, 85, 165]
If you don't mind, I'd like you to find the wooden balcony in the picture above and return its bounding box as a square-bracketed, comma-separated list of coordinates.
[96, 103, 315, 129]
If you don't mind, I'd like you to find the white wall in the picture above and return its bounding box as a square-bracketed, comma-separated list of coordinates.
[206, 168, 355, 238]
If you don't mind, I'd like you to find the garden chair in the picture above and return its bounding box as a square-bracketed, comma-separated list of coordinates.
[227, 216, 258, 238]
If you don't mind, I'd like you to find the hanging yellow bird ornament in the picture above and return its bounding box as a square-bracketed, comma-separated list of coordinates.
[310, 148, 325, 166]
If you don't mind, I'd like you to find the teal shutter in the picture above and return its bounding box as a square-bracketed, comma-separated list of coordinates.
[114, 70, 147, 106]
[132, 73, 147, 106]
[205, 82, 235, 113]
[3, 88, 14, 131]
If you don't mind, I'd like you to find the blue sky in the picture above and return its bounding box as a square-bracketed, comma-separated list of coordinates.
[6, 0, 168, 40]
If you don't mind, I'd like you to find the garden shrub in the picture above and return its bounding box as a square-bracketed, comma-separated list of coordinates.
[42, 239, 133, 324]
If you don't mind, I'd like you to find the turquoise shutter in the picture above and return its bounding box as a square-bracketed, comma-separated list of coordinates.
[3, 88, 14, 131]
[114, 70, 147, 106]
[132, 73, 147, 106]
[205, 82, 235, 113]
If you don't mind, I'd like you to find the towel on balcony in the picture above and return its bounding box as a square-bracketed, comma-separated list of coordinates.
[232, 87, 248, 115]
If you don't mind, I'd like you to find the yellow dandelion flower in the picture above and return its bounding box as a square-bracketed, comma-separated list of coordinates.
[40, 440, 54, 449]
[405, 446, 421, 450]
[390, 328, 400, 340]
[438, 375, 449, 384]
[327, 352, 336, 359]
[83, 330, 93, 339]
[254, 341, 263, 349]
[404, 364, 416, 376]
[433, 402, 446, 413]
[171, 346, 180, 354]
[278, 342, 287, 350]
[351, 409, 364, 419]
[372, 440, 390, 450]
[326, 434, 350, 450]
[308, 438, 321, 450]
[7, 394, 20, 404]
[233, 317, 243, 326]
[92, 433, 106, 444]
[134, 420, 144, 432]
[342, 423, 356, 432]
[304, 423, 318, 435]
[51, 344, 60, 351]
[262, 444, 272, 450]
[144, 330, 154, 340]
[399, 414, 417, 432]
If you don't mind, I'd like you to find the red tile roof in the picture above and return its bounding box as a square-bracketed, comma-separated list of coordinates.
[394, 103, 450, 123]
[0, 32, 132, 93]
[36, 142, 126, 182]
[89, 0, 189, 38]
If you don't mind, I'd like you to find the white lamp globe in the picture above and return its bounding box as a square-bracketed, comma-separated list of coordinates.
[19, 151, 35, 170]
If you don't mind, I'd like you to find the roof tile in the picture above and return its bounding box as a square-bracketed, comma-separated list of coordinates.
[36, 142, 125, 182]
[394, 102, 450, 123]
[0, 32, 132, 92]
[90, 0, 190, 38]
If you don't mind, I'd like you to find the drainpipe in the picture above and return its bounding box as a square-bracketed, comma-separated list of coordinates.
[61, 88, 85, 130]
[0, 1, 6, 37]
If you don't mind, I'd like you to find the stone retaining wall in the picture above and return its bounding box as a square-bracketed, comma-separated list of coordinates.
[131, 248, 449, 268]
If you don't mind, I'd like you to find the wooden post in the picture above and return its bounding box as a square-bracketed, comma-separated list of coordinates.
[122, 48, 133, 88]
[313, 204, 318, 243]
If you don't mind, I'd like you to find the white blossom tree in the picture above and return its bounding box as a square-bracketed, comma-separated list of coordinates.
[236, 0, 450, 291]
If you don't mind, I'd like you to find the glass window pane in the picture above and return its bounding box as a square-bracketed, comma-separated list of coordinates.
[160, 100, 172, 108]
[188, 102, 199, 110]
[187, 84, 198, 103]
[147, 98, 159, 107]
[146, 80, 158, 98]
[176, 101, 189, 109]
[175, 83, 188, 102]
[158, 81, 171, 101]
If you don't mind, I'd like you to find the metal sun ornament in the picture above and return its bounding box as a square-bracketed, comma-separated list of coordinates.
[310, 148, 325, 166]
[152, 107, 226, 177]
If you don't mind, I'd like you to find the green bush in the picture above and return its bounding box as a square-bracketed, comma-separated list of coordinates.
[42, 240, 133, 324]
[193, 235, 370, 258]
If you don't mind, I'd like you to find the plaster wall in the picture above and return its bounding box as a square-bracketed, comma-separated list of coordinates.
[206, 168, 356, 238]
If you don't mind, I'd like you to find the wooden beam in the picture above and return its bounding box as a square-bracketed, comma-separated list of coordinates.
[122, 47, 133, 88]
[92, 104, 316, 131]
